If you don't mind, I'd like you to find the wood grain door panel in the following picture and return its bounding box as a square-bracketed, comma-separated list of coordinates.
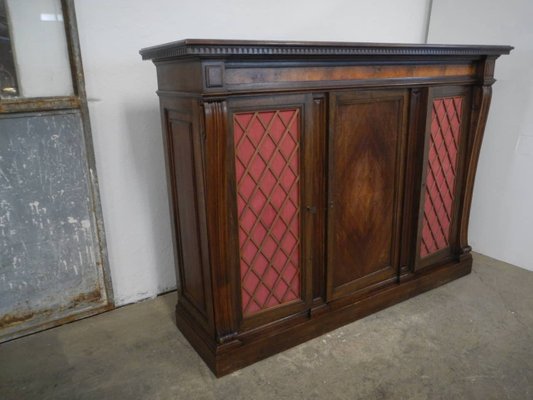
[327, 90, 409, 300]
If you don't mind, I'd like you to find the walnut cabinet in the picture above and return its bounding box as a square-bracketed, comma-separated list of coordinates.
[140, 40, 512, 376]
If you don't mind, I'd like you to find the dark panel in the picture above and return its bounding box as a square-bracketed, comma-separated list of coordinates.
[168, 115, 206, 314]
[328, 90, 408, 298]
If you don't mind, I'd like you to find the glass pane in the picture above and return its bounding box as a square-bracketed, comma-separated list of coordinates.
[1, 0, 73, 98]
[0, 0, 19, 97]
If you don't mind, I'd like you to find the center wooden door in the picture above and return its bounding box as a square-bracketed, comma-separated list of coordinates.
[327, 89, 409, 300]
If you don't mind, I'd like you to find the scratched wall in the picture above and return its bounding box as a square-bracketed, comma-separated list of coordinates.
[0, 111, 107, 337]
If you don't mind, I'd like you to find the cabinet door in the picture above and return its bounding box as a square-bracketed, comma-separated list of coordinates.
[226, 94, 320, 330]
[327, 90, 409, 300]
[414, 86, 471, 270]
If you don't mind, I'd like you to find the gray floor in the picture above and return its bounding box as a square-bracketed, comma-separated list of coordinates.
[1, 253, 532, 400]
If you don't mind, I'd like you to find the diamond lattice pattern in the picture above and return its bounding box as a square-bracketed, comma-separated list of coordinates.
[420, 96, 464, 258]
[233, 109, 301, 316]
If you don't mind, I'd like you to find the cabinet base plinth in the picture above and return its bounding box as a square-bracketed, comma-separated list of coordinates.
[176, 256, 472, 377]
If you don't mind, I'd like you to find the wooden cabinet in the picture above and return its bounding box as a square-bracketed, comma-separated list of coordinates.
[140, 39, 511, 377]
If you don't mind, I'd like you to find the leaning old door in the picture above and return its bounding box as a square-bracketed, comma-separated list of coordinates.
[0, 0, 112, 341]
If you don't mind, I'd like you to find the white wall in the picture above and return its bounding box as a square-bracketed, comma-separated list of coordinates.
[74, 0, 431, 305]
[428, 0, 533, 271]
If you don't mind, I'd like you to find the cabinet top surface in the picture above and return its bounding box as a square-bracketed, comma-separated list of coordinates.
[139, 38, 513, 61]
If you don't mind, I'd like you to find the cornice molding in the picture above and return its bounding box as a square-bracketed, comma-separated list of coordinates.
[140, 39, 513, 61]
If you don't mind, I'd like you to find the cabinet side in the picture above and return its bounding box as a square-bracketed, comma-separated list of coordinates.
[158, 94, 214, 335]
[458, 56, 497, 255]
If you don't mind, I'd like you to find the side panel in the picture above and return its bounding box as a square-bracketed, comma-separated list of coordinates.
[162, 98, 212, 331]
[168, 115, 206, 313]
[327, 90, 409, 300]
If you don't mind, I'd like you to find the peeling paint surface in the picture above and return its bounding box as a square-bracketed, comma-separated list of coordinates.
[0, 111, 107, 338]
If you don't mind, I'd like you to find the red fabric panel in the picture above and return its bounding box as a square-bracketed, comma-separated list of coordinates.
[420, 96, 463, 258]
[234, 109, 300, 316]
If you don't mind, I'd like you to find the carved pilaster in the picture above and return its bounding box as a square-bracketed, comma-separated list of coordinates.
[203, 100, 240, 345]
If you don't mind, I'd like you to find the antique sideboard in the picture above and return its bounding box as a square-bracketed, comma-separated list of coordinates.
[140, 39, 512, 376]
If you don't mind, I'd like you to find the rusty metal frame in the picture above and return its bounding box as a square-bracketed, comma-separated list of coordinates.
[61, 0, 114, 306]
[0, 0, 114, 342]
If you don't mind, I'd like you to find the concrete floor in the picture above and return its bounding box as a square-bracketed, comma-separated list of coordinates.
[1, 253, 532, 400]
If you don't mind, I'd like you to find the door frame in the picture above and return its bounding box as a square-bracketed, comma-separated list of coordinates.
[413, 85, 473, 271]
[225, 93, 320, 331]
